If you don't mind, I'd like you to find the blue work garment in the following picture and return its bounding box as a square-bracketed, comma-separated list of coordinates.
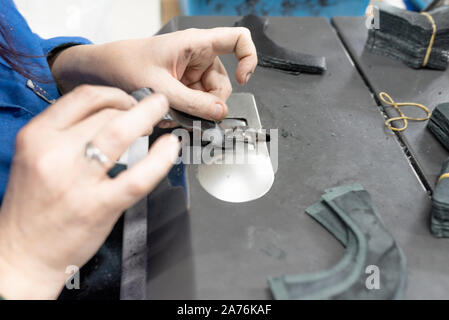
[0, 0, 91, 202]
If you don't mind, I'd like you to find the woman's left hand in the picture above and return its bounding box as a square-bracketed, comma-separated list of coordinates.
[50, 27, 258, 122]
[0, 86, 179, 299]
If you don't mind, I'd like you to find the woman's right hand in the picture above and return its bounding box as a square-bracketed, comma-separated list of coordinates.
[0, 85, 180, 299]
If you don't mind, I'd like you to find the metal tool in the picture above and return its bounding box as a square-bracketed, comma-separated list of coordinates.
[130, 88, 270, 148]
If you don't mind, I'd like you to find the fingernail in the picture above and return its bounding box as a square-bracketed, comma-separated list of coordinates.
[129, 95, 138, 106]
[168, 133, 180, 146]
[245, 72, 253, 83]
[168, 134, 181, 162]
[212, 103, 224, 120]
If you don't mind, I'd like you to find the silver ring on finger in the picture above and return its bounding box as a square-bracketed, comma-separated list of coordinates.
[84, 141, 111, 166]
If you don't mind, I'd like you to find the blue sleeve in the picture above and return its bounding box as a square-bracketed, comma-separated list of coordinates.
[38, 36, 93, 56]
[0, 0, 95, 202]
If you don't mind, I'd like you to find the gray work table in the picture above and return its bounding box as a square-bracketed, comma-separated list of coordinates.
[332, 16, 449, 189]
[122, 16, 449, 300]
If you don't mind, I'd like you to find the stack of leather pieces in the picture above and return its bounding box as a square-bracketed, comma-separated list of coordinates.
[366, 2, 449, 70]
[428, 102, 449, 150]
[269, 184, 407, 300]
[234, 15, 326, 75]
[431, 159, 449, 238]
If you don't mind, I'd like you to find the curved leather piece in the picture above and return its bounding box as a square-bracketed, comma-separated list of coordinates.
[269, 201, 366, 300]
[234, 15, 327, 75]
[269, 184, 407, 300]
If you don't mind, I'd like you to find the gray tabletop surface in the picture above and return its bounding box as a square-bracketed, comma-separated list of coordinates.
[332, 16, 449, 188]
[136, 16, 449, 300]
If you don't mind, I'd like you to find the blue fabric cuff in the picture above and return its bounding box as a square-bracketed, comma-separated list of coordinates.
[39, 36, 92, 56]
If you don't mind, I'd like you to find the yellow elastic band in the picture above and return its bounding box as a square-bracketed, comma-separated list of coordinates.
[438, 173, 449, 183]
[378, 92, 431, 132]
[421, 12, 437, 67]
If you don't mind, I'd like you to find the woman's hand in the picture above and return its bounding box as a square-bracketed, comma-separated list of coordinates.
[50, 27, 258, 121]
[0, 85, 179, 299]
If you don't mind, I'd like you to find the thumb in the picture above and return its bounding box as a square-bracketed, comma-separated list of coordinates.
[155, 74, 228, 121]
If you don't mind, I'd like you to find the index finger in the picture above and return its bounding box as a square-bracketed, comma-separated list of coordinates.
[195, 27, 257, 85]
[32, 85, 136, 130]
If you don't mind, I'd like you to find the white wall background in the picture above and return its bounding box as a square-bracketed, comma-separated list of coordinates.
[14, 0, 162, 44]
